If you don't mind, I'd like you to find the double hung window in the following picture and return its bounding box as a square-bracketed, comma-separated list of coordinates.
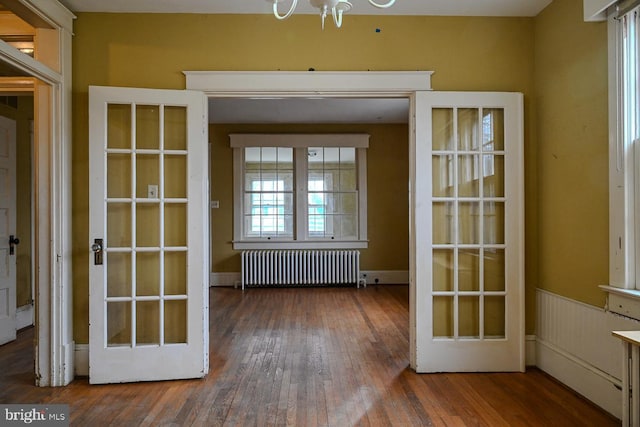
[231, 134, 368, 249]
[609, 2, 640, 289]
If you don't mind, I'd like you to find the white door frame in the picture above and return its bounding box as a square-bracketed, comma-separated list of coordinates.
[0, 1, 74, 386]
[184, 70, 433, 370]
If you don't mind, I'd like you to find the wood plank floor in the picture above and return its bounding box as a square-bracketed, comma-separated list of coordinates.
[0, 285, 619, 426]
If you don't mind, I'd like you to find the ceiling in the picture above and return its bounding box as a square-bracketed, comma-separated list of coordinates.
[58, 0, 552, 17]
[56, 0, 552, 124]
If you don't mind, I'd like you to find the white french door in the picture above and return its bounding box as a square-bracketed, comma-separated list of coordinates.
[89, 86, 209, 384]
[0, 115, 17, 346]
[411, 91, 525, 372]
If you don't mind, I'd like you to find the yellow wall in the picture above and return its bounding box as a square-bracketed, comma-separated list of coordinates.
[534, 0, 609, 306]
[71, 12, 537, 343]
[210, 123, 409, 273]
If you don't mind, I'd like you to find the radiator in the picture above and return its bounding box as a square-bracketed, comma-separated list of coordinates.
[240, 250, 363, 289]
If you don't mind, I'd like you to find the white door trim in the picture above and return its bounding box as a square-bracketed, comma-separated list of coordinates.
[0, 1, 74, 386]
[185, 70, 433, 370]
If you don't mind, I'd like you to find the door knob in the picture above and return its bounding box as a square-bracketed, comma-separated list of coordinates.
[92, 238, 103, 265]
[9, 235, 19, 255]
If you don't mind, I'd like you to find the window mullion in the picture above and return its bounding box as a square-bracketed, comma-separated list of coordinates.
[295, 147, 308, 242]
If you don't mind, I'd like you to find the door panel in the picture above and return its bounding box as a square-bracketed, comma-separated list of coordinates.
[0, 116, 16, 345]
[412, 91, 524, 372]
[89, 86, 208, 384]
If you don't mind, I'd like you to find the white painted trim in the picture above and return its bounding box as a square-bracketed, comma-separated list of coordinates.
[232, 241, 369, 250]
[210, 272, 241, 287]
[74, 344, 88, 376]
[525, 335, 536, 366]
[537, 337, 622, 418]
[584, 0, 616, 21]
[360, 270, 409, 285]
[16, 304, 34, 330]
[230, 133, 370, 148]
[184, 71, 433, 95]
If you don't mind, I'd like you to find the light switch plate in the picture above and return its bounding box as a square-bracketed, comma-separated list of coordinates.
[148, 184, 158, 199]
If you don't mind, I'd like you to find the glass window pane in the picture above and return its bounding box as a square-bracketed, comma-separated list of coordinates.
[107, 154, 131, 199]
[433, 249, 454, 292]
[484, 249, 505, 291]
[136, 154, 159, 199]
[136, 252, 159, 296]
[245, 147, 261, 170]
[484, 202, 505, 244]
[107, 104, 131, 150]
[107, 301, 131, 346]
[482, 108, 504, 151]
[136, 105, 159, 150]
[458, 108, 480, 151]
[164, 106, 186, 151]
[136, 301, 159, 345]
[165, 300, 187, 344]
[432, 155, 453, 197]
[107, 252, 131, 297]
[458, 202, 479, 244]
[484, 296, 506, 338]
[136, 204, 160, 247]
[432, 108, 454, 151]
[433, 202, 454, 244]
[433, 296, 453, 338]
[483, 155, 504, 197]
[459, 249, 480, 292]
[165, 155, 187, 199]
[458, 155, 479, 197]
[459, 296, 480, 338]
[107, 203, 131, 247]
[165, 251, 186, 295]
[165, 203, 186, 247]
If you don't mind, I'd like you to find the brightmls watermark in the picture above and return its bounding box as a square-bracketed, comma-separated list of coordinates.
[0, 405, 68, 426]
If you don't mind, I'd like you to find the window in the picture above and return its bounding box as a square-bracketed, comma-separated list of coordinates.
[231, 134, 368, 249]
[609, 2, 640, 289]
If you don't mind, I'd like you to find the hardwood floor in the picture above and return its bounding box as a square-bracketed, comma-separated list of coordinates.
[0, 285, 619, 426]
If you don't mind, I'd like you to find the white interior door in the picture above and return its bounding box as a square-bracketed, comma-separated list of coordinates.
[412, 91, 525, 372]
[0, 115, 16, 346]
[89, 86, 209, 384]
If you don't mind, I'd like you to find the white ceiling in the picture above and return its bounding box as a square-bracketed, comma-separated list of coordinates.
[58, 0, 552, 124]
[58, 0, 552, 17]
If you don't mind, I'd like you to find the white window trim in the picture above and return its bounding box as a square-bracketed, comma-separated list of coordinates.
[231, 133, 369, 250]
[605, 2, 640, 320]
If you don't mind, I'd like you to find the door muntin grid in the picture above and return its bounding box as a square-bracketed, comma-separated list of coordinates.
[105, 102, 188, 348]
[432, 107, 506, 341]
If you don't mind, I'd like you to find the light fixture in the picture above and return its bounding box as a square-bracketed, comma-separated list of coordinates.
[269, 0, 396, 30]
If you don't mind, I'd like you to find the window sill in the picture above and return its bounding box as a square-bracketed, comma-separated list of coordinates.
[232, 240, 369, 250]
[600, 285, 640, 321]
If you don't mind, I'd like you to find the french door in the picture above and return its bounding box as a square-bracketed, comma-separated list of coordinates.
[412, 91, 525, 372]
[0, 116, 16, 346]
[89, 86, 209, 383]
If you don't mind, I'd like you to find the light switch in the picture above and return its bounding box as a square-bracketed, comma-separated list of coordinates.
[211, 200, 220, 209]
[147, 184, 158, 199]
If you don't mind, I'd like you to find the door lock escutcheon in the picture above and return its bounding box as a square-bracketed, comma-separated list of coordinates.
[92, 238, 103, 265]
[9, 235, 19, 255]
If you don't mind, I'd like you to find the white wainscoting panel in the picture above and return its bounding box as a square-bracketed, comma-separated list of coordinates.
[210, 272, 241, 287]
[536, 288, 640, 418]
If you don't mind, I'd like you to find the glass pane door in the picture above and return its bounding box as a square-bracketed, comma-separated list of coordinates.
[89, 86, 208, 384]
[412, 91, 524, 373]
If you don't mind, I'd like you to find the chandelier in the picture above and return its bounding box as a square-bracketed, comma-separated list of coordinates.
[268, 0, 396, 30]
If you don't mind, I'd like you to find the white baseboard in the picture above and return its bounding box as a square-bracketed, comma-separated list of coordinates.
[210, 272, 240, 287]
[525, 335, 536, 366]
[536, 337, 621, 418]
[360, 270, 409, 285]
[209, 270, 410, 287]
[16, 304, 33, 330]
[75, 344, 88, 376]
